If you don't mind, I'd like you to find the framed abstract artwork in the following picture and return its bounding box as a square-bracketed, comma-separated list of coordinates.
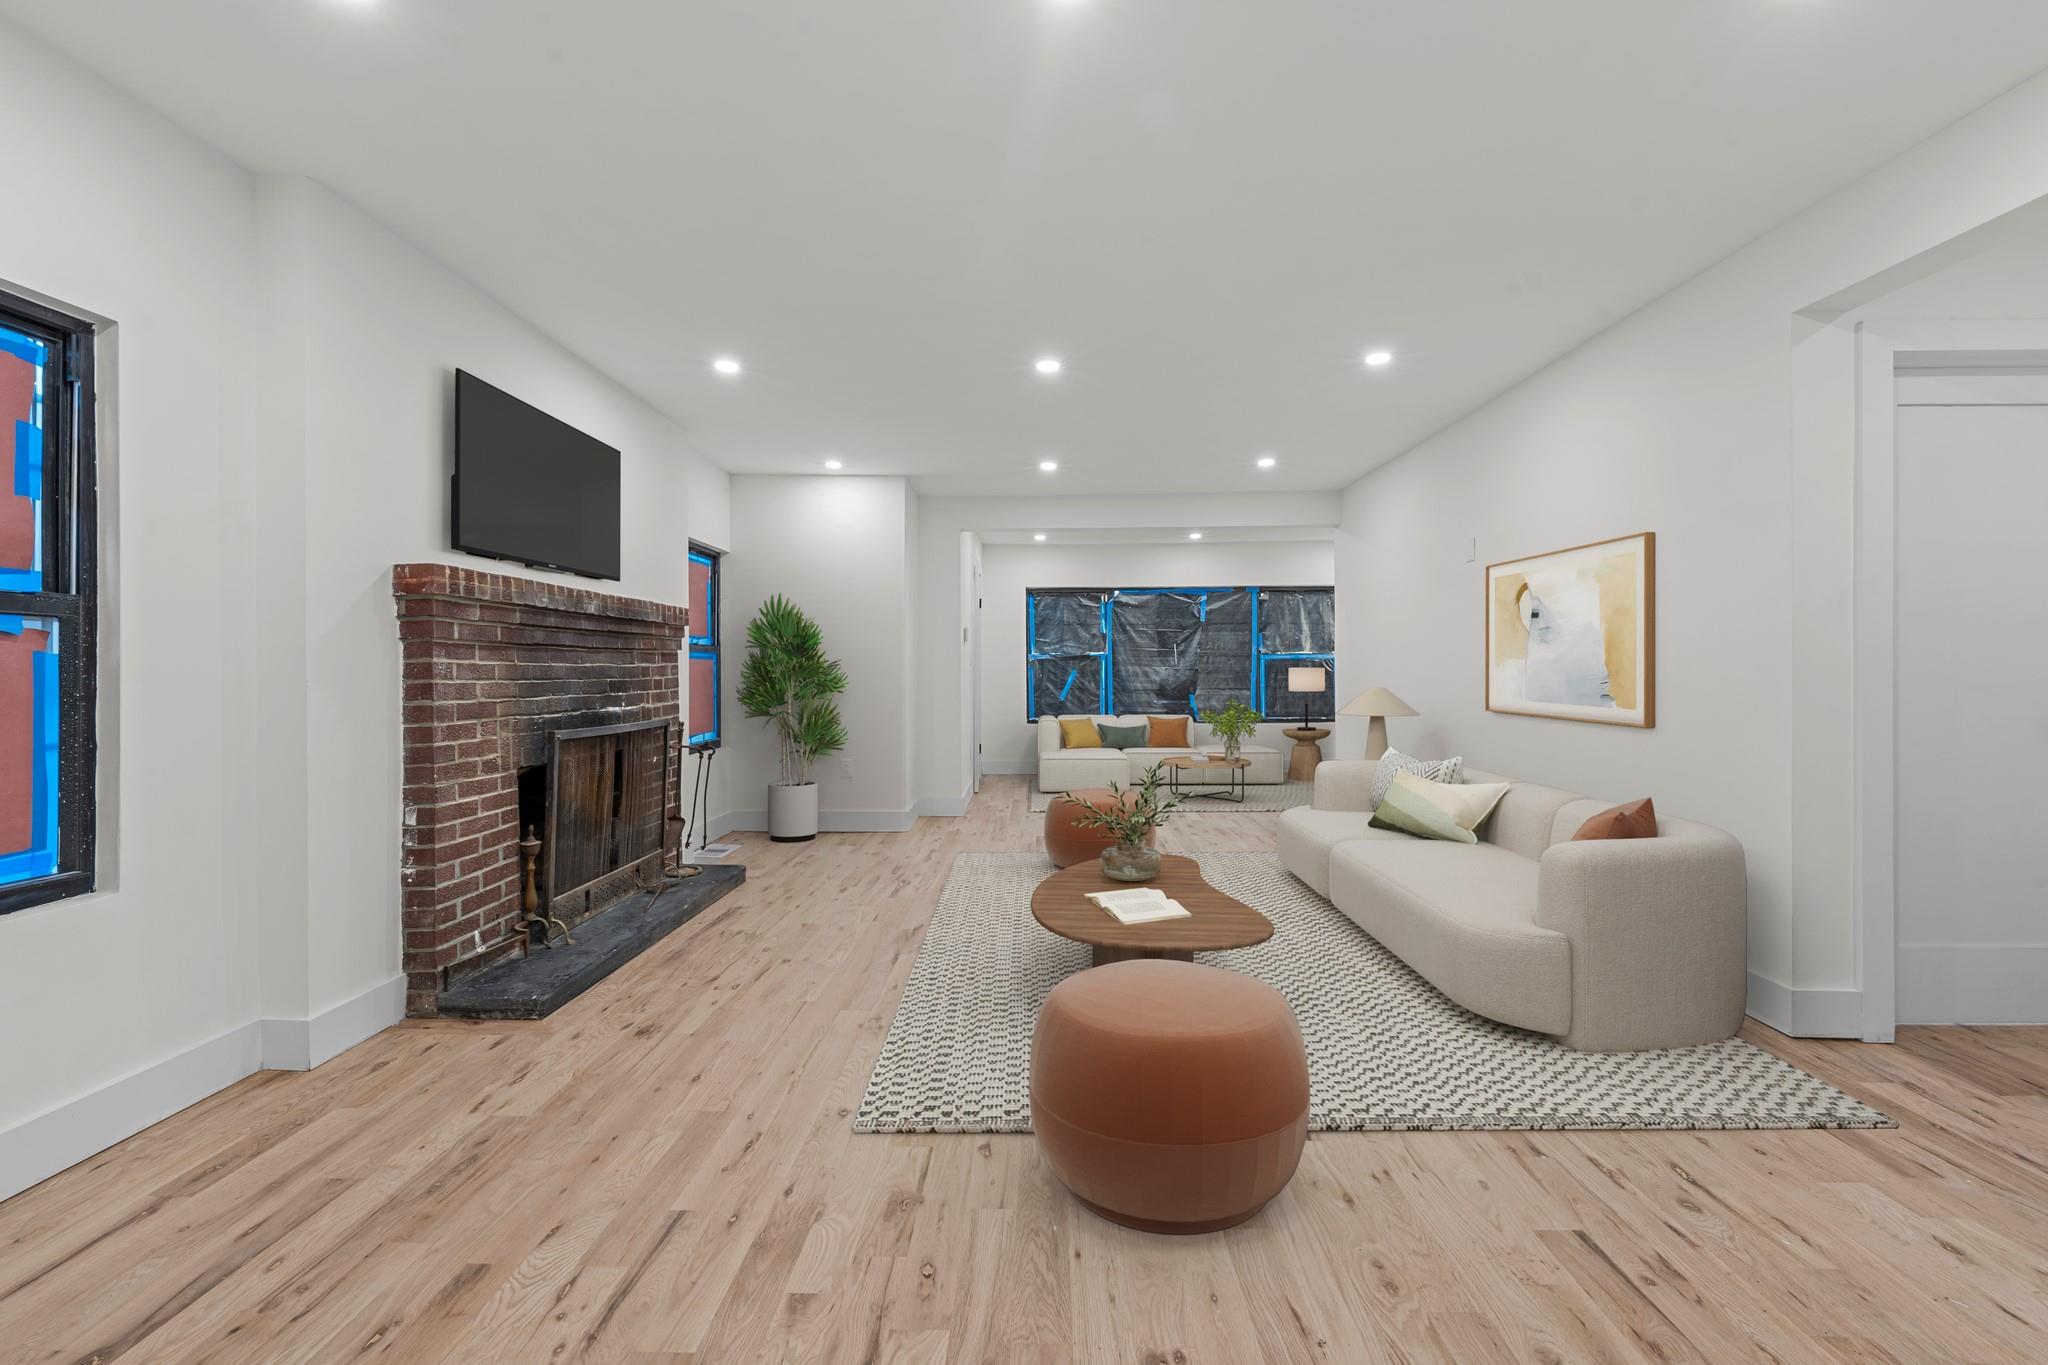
[1485, 532, 1655, 728]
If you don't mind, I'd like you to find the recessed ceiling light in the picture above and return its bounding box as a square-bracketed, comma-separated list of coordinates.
[1033, 533, 1048, 542]
[712, 356, 743, 377]
[1034, 356, 1064, 377]
[1039, 459, 1059, 472]
[1188, 532, 1204, 541]
[1363, 349, 1394, 368]
[1256, 454, 1277, 469]
[823, 458, 843, 470]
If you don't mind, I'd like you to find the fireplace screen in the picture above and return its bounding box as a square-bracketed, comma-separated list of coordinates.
[544, 719, 673, 929]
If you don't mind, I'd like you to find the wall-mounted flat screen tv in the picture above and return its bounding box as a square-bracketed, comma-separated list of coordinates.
[452, 370, 622, 580]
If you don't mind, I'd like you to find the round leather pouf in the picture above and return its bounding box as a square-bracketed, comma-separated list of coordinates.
[1043, 789, 1156, 869]
[1030, 959, 1309, 1234]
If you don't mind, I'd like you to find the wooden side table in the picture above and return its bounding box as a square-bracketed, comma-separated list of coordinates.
[1283, 727, 1330, 782]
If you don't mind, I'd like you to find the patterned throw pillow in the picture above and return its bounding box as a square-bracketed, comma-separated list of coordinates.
[1368, 748, 1463, 810]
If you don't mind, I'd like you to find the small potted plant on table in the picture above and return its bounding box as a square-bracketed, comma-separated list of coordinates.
[1056, 762, 1184, 883]
[1205, 700, 1262, 762]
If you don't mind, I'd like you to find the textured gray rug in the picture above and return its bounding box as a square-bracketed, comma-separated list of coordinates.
[855, 853, 1893, 1134]
[1028, 779, 1315, 814]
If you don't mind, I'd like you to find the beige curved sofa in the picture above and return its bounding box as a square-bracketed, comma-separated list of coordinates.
[1278, 761, 1746, 1052]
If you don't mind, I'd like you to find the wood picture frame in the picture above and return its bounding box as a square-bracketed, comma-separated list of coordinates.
[1485, 532, 1655, 728]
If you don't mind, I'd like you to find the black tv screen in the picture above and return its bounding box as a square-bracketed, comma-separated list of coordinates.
[452, 370, 622, 580]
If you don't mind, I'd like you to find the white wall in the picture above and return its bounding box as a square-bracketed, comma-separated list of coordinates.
[720, 475, 920, 832]
[0, 24, 728, 1198]
[979, 539, 1336, 772]
[1334, 67, 2048, 1035]
[0, 23, 264, 1197]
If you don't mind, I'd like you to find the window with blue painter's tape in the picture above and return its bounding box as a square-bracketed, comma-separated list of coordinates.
[686, 545, 721, 748]
[0, 292, 97, 915]
[1026, 584, 1334, 722]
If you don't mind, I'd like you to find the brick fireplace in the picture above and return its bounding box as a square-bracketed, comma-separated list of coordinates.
[393, 563, 687, 1017]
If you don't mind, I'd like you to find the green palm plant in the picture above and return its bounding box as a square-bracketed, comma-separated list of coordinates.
[736, 595, 849, 785]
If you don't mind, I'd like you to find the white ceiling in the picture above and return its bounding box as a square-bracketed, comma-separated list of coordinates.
[12, 2, 2048, 496]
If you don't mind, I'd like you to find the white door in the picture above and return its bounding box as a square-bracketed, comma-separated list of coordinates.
[1894, 374, 2048, 1024]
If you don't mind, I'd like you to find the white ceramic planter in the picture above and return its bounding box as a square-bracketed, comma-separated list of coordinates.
[767, 782, 819, 842]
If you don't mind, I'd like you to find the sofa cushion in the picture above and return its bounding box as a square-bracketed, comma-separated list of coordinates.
[1098, 722, 1147, 749]
[1368, 749, 1463, 809]
[1327, 840, 1570, 1035]
[1572, 797, 1658, 841]
[1059, 717, 1105, 749]
[1147, 716, 1191, 748]
[1276, 808, 1406, 896]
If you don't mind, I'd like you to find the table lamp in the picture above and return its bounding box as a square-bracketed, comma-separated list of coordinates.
[1285, 667, 1327, 724]
[1339, 687, 1417, 760]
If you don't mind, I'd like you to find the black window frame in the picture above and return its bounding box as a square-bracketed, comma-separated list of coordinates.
[0, 288, 98, 916]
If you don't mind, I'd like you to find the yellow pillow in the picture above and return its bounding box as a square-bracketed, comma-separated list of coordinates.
[1058, 717, 1105, 750]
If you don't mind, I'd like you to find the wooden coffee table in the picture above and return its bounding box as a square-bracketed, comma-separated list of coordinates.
[1161, 754, 1250, 802]
[1031, 854, 1274, 966]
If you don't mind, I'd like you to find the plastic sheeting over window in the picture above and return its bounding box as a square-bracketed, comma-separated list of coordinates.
[1108, 592, 1202, 715]
[1259, 589, 1336, 655]
[1026, 585, 1334, 721]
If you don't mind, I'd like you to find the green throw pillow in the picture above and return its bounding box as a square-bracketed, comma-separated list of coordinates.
[1097, 722, 1147, 749]
[1370, 779, 1479, 843]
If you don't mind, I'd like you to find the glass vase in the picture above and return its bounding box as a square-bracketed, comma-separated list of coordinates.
[1101, 842, 1161, 883]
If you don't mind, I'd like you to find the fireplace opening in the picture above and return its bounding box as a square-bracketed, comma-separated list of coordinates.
[541, 719, 674, 935]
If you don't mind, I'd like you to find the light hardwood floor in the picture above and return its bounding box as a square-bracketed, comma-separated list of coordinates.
[2, 776, 2045, 1363]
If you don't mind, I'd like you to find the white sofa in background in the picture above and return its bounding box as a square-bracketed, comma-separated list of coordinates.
[1036, 714, 1286, 793]
[1278, 761, 1747, 1052]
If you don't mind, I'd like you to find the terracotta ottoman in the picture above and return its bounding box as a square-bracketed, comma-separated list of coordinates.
[1044, 788, 1155, 869]
[1030, 959, 1309, 1234]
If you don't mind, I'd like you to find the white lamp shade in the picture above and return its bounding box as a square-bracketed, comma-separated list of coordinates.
[1286, 667, 1327, 693]
[1339, 687, 1418, 719]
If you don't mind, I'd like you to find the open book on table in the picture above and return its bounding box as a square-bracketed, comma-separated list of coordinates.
[1083, 887, 1193, 925]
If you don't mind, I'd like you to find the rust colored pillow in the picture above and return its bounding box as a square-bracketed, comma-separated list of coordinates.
[1573, 797, 1658, 841]
[1147, 715, 1191, 748]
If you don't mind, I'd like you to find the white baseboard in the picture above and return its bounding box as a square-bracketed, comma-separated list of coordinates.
[259, 972, 407, 1072]
[0, 1020, 263, 1202]
[1745, 971, 1862, 1038]
[0, 974, 409, 1203]
[915, 793, 971, 818]
[981, 760, 1036, 776]
[721, 806, 919, 835]
[1897, 943, 2048, 1025]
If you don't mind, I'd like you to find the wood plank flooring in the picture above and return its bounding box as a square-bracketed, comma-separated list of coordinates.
[1, 776, 2044, 1363]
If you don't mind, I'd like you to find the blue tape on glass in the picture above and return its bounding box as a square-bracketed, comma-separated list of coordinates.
[0, 616, 21, 635]
[0, 329, 47, 366]
[14, 419, 42, 500]
[29, 648, 58, 877]
[1058, 668, 1078, 701]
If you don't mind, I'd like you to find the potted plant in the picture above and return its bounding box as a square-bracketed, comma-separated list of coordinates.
[737, 594, 849, 842]
[1056, 762, 1185, 882]
[1206, 700, 1262, 761]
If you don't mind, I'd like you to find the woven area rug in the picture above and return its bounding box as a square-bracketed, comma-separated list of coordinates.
[854, 853, 1893, 1134]
[1028, 779, 1314, 814]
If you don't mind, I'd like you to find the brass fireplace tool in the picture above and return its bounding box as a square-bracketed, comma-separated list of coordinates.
[519, 825, 573, 949]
